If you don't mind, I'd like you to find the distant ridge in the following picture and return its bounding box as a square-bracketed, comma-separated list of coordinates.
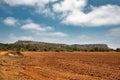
[0, 40, 111, 52]
[15, 40, 109, 49]
[72, 44, 108, 49]
[15, 40, 42, 45]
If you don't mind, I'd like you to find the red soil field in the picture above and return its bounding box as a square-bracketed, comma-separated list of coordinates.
[0, 51, 120, 80]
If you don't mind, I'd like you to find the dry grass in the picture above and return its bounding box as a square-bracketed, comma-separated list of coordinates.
[0, 51, 120, 80]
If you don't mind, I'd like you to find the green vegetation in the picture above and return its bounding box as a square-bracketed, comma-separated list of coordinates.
[0, 43, 113, 52]
[116, 48, 120, 52]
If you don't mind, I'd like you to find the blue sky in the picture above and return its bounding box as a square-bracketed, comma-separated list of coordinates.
[0, 0, 120, 48]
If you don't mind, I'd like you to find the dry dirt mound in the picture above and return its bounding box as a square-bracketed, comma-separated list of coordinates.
[4, 51, 24, 58]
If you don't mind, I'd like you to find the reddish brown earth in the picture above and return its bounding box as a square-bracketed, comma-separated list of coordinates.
[0, 51, 120, 80]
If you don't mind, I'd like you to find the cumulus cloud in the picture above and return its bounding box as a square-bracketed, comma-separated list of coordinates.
[53, 0, 86, 13]
[2, 0, 38, 6]
[21, 22, 67, 37]
[3, 17, 18, 26]
[9, 34, 34, 41]
[2, 0, 57, 17]
[2, 0, 57, 8]
[52, 0, 120, 26]
[48, 32, 68, 37]
[61, 4, 120, 26]
[3, 0, 120, 27]
[35, 32, 68, 37]
[2, 0, 57, 6]
[2, 0, 120, 27]
[21, 22, 53, 31]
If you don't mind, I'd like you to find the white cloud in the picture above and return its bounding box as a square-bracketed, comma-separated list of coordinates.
[3, 0, 56, 7]
[21, 22, 67, 37]
[3, 17, 17, 26]
[107, 27, 120, 37]
[36, 32, 68, 37]
[21, 22, 53, 31]
[62, 5, 120, 26]
[3, 0, 38, 6]
[9, 34, 34, 41]
[49, 32, 68, 37]
[2, 0, 120, 27]
[78, 35, 91, 40]
[53, 0, 86, 12]
[2, 0, 57, 17]
[53, 0, 87, 18]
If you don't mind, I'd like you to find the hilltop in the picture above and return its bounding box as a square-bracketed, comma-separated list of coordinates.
[15, 40, 108, 48]
[0, 40, 112, 52]
[0, 40, 110, 52]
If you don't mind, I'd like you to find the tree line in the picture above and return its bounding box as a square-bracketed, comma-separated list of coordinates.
[0, 43, 119, 52]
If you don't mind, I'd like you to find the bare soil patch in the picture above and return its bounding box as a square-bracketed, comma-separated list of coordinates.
[0, 51, 120, 80]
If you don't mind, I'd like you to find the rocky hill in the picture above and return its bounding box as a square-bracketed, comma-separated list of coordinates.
[15, 40, 68, 47]
[15, 40, 109, 49]
[71, 44, 108, 48]
[0, 40, 110, 51]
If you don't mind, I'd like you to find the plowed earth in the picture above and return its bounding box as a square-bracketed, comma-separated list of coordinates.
[0, 51, 120, 80]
